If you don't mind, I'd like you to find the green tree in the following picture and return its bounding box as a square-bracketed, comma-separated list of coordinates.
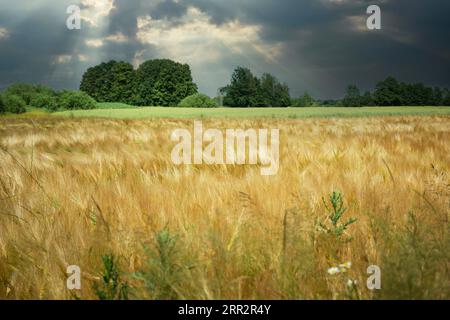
[293, 91, 315, 107]
[80, 60, 135, 104]
[416, 83, 433, 105]
[257, 73, 275, 107]
[258, 73, 290, 107]
[402, 83, 435, 106]
[374, 76, 403, 106]
[222, 67, 290, 107]
[361, 91, 374, 106]
[342, 85, 362, 107]
[399, 82, 413, 105]
[432, 87, 443, 106]
[134, 59, 197, 106]
[1, 94, 27, 113]
[222, 67, 260, 107]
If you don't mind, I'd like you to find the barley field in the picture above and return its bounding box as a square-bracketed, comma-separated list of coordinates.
[0, 115, 449, 300]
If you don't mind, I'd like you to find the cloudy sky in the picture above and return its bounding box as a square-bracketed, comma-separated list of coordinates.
[0, 0, 449, 99]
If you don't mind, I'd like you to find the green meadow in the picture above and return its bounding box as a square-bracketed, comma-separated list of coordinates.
[53, 105, 450, 119]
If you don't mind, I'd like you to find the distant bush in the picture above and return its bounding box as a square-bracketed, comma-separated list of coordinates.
[178, 93, 218, 108]
[4, 83, 55, 105]
[58, 90, 96, 110]
[1, 83, 98, 112]
[1, 94, 27, 114]
[30, 93, 59, 111]
[292, 92, 315, 107]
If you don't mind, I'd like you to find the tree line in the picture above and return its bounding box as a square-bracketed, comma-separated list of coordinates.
[79, 60, 292, 108]
[220, 71, 450, 108]
[0, 83, 96, 114]
[341, 77, 450, 107]
[2, 59, 450, 114]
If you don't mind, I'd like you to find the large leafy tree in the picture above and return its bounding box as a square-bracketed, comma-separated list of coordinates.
[134, 59, 197, 106]
[80, 60, 135, 103]
[408, 83, 433, 106]
[373, 76, 403, 106]
[223, 67, 291, 107]
[342, 85, 362, 107]
[222, 67, 260, 107]
[258, 73, 291, 107]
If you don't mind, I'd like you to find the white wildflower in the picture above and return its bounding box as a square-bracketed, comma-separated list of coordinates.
[347, 279, 357, 287]
[327, 267, 341, 275]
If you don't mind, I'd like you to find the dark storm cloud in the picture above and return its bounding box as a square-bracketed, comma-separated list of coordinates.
[107, 0, 146, 37]
[107, 0, 187, 40]
[0, 0, 449, 98]
[181, 0, 450, 97]
[0, 1, 71, 89]
[0, 0, 116, 90]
